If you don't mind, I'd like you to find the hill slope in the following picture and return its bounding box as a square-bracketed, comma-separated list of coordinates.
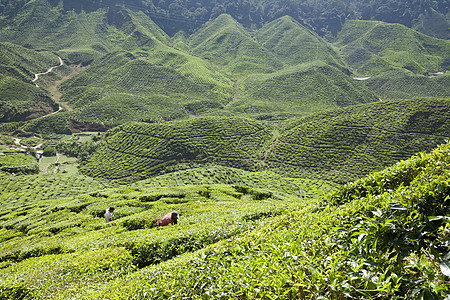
[267, 97, 450, 182]
[335, 20, 450, 76]
[362, 71, 450, 100]
[0, 42, 60, 123]
[0, 139, 448, 299]
[83, 142, 450, 299]
[82, 116, 273, 181]
[225, 62, 378, 118]
[255, 16, 345, 70]
[190, 14, 283, 74]
[82, 97, 450, 183]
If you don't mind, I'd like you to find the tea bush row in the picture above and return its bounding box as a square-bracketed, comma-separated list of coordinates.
[78, 142, 450, 300]
[84, 98, 450, 183]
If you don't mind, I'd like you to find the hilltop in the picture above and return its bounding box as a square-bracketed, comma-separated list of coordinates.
[190, 14, 283, 74]
[227, 62, 378, 118]
[0, 7, 448, 134]
[335, 20, 450, 76]
[255, 16, 345, 70]
[0, 1, 449, 298]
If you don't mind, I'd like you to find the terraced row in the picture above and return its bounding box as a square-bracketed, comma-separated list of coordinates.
[83, 97, 450, 183]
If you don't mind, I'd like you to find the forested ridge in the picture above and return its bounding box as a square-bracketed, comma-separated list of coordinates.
[0, 0, 448, 38]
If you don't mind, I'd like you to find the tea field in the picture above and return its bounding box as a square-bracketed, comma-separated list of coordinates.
[0, 139, 448, 299]
[83, 97, 450, 184]
[335, 20, 450, 76]
[228, 62, 378, 118]
[79, 141, 450, 300]
[0, 160, 332, 299]
[364, 71, 450, 100]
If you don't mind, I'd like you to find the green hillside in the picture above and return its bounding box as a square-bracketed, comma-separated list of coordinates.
[255, 16, 345, 70]
[0, 42, 60, 79]
[0, 43, 61, 123]
[363, 71, 450, 100]
[50, 49, 234, 130]
[226, 62, 379, 118]
[0, 162, 326, 299]
[82, 98, 450, 183]
[0, 148, 38, 174]
[83, 142, 450, 300]
[335, 20, 450, 76]
[267, 97, 450, 182]
[190, 14, 284, 74]
[0, 1, 172, 64]
[82, 116, 273, 181]
[0, 140, 448, 299]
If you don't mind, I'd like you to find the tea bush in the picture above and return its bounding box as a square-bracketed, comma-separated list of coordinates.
[81, 142, 450, 300]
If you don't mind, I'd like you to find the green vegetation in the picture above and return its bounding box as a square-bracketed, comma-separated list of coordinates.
[0, 149, 38, 174]
[0, 163, 322, 299]
[82, 116, 272, 181]
[57, 50, 234, 127]
[0, 3, 449, 298]
[190, 14, 283, 74]
[0, 42, 60, 123]
[228, 62, 378, 118]
[0, 137, 448, 299]
[82, 97, 450, 183]
[255, 16, 345, 70]
[266, 97, 450, 182]
[335, 20, 450, 76]
[364, 71, 450, 100]
[81, 142, 450, 300]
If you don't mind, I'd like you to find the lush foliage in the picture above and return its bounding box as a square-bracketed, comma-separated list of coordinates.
[82, 116, 272, 181]
[83, 97, 450, 183]
[74, 142, 450, 299]
[229, 62, 378, 118]
[0, 141, 446, 299]
[0, 43, 60, 123]
[335, 20, 450, 76]
[0, 149, 38, 174]
[3, 0, 446, 38]
[364, 71, 450, 100]
[0, 163, 327, 299]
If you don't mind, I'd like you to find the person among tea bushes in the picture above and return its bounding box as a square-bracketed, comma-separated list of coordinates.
[105, 207, 115, 223]
[157, 211, 179, 226]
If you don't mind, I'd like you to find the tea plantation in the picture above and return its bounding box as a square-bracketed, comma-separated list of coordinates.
[335, 20, 450, 76]
[0, 161, 329, 299]
[0, 139, 448, 299]
[0, 2, 450, 298]
[83, 97, 450, 184]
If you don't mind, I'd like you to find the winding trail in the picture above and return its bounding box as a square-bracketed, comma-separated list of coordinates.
[33, 56, 64, 88]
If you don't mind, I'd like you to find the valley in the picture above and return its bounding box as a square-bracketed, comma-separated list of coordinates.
[0, 0, 449, 299]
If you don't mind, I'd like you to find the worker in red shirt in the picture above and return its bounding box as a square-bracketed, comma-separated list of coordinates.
[157, 211, 179, 226]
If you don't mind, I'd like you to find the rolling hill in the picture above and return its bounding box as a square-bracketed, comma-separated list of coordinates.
[0, 140, 448, 299]
[0, 1, 450, 298]
[363, 70, 450, 100]
[335, 20, 450, 76]
[226, 62, 379, 118]
[255, 16, 345, 70]
[190, 14, 284, 74]
[0, 42, 60, 123]
[82, 97, 450, 183]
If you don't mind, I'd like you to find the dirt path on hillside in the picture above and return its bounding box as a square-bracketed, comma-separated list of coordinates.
[46, 65, 88, 111]
[225, 76, 246, 109]
[33, 57, 64, 88]
[33, 58, 89, 116]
